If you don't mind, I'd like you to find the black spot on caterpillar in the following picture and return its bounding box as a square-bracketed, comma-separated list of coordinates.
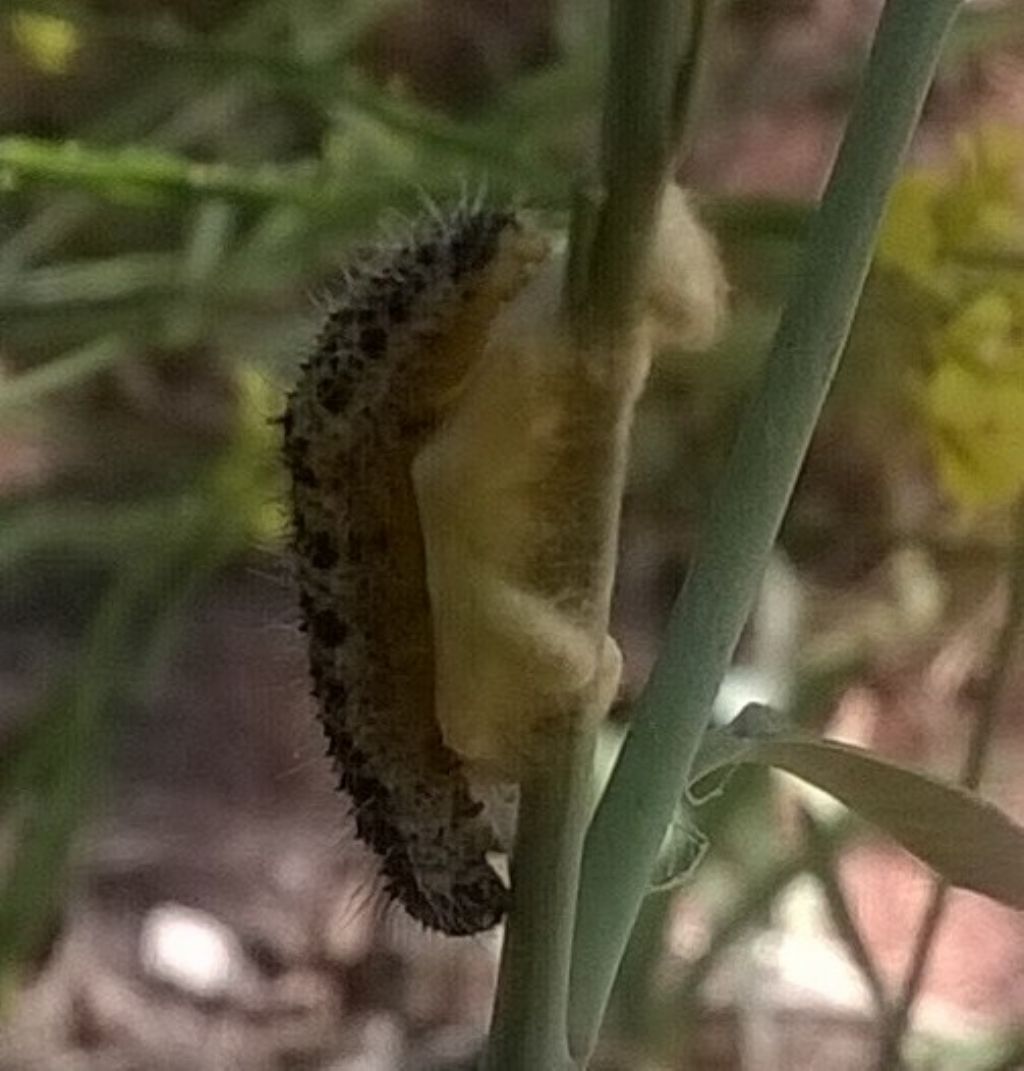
[283, 206, 543, 936]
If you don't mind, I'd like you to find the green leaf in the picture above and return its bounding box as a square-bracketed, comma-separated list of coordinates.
[693, 706, 1024, 910]
[0, 137, 340, 209]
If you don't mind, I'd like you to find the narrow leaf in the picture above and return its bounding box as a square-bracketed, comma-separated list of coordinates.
[694, 709, 1024, 910]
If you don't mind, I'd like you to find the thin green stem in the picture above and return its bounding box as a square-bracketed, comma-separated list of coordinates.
[568, 0, 964, 1060]
[574, 0, 686, 349]
[0, 137, 339, 209]
[671, 0, 719, 165]
[484, 1, 693, 1066]
[7, 1, 534, 181]
[962, 498, 1024, 794]
[484, 734, 595, 1071]
[875, 493, 1024, 1070]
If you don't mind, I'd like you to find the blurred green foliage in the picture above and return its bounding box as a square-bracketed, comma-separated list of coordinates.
[0, 0, 598, 1002]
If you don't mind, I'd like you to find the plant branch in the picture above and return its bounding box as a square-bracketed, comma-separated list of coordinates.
[571, 0, 686, 349]
[484, 1, 696, 1067]
[876, 492, 1024, 1070]
[484, 735, 595, 1070]
[803, 808, 889, 1015]
[671, 0, 719, 165]
[568, 0, 964, 1060]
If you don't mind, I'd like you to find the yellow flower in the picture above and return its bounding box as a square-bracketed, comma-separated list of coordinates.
[923, 293, 1024, 509]
[205, 368, 285, 549]
[11, 12, 79, 76]
[936, 127, 1024, 257]
[932, 290, 1018, 372]
[872, 127, 1024, 510]
[876, 173, 944, 289]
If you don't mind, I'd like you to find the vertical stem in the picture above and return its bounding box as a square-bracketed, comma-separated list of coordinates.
[876, 494, 1024, 1069]
[961, 500, 1024, 793]
[574, 0, 685, 348]
[483, 0, 692, 1067]
[484, 734, 595, 1070]
[671, 0, 719, 166]
[569, 0, 964, 1060]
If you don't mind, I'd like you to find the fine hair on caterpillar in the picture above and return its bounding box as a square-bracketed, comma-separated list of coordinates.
[283, 185, 725, 936]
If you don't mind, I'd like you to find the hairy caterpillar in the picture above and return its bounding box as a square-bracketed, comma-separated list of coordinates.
[284, 187, 725, 936]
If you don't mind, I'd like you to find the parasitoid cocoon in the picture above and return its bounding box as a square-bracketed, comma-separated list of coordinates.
[414, 183, 727, 781]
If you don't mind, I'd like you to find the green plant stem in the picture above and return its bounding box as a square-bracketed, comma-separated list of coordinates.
[573, 0, 686, 349]
[484, 1, 692, 1066]
[568, 0, 963, 1060]
[671, 0, 718, 164]
[484, 734, 595, 1071]
[11, 3, 527, 180]
[0, 137, 340, 209]
[875, 493, 1024, 1071]
[606, 889, 674, 1053]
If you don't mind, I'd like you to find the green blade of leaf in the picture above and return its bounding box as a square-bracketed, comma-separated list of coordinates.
[693, 712, 1024, 910]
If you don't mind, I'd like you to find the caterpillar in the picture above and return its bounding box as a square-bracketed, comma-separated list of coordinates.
[283, 205, 548, 935]
[283, 187, 726, 936]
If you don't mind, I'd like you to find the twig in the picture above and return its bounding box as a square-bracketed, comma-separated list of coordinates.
[802, 808, 889, 1016]
[0, 336, 130, 413]
[876, 493, 1024, 1070]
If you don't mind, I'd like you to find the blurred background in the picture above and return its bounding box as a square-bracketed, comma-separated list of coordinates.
[2, 1, 1024, 1068]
